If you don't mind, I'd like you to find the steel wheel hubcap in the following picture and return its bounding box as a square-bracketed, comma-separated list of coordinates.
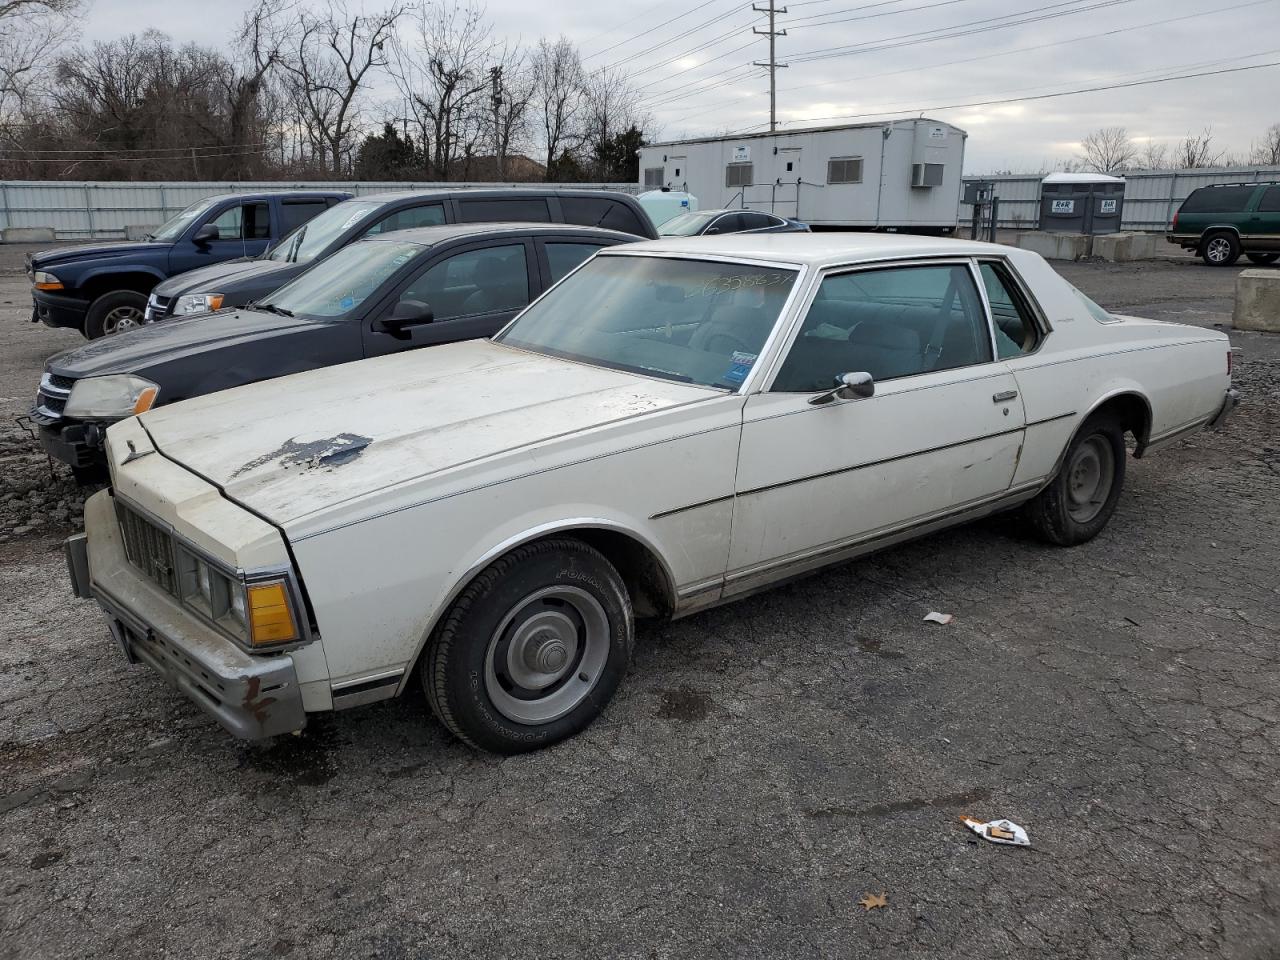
[103, 305, 144, 335]
[1207, 238, 1230, 262]
[1065, 436, 1114, 523]
[484, 585, 609, 724]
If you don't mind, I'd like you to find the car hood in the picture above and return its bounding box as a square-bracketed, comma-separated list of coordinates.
[47, 309, 321, 378]
[153, 257, 295, 298]
[136, 339, 715, 528]
[31, 240, 170, 268]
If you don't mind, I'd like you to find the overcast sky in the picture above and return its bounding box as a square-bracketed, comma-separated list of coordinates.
[83, 0, 1280, 172]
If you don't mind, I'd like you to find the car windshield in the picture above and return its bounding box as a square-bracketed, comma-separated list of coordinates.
[268, 200, 381, 264]
[259, 240, 423, 317]
[495, 254, 798, 390]
[149, 200, 217, 242]
[658, 211, 720, 236]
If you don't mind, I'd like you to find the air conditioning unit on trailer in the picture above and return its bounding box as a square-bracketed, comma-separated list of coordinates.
[912, 162, 945, 188]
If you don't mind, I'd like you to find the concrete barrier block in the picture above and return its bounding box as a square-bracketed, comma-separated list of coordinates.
[1014, 231, 1092, 261]
[1234, 269, 1280, 333]
[125, 224, 158, 240]
[2, 226, 56, 243]
[1092, 232, 1161, 262]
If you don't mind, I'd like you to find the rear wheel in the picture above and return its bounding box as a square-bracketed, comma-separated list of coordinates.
[1200, 232, 1241, 267]
[83, 290, 148, 339]
[1025, 414, 1126, 546]
[1245, 251, 1279, 266]
[423, 537, 633, 754]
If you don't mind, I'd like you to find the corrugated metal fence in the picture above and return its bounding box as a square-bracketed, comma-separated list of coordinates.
[0, 180, 643, 239]
[961, 167, 1280, 232]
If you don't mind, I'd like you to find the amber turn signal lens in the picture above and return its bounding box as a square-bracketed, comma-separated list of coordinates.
[132, 386, 159, 415]
[247, 581, 300, 645]
[207, 294, 224, 311]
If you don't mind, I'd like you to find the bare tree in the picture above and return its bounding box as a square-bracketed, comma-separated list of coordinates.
[279, 0, 405, 176]
[1136, 139, 1168, 170]
[0, 0, 82, 132]
[391, 1, 494, 179]
[1077, 126, 1136, 173]
[487, 45, 535, 179]
[1251, 122, 1280, 166]
[1174, 127, 1222, 169]
[581, 65, 650, 179]
[530, 36, 584, 179]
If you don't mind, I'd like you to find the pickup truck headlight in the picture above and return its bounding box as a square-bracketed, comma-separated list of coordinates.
[63, 375, 159, 419]
[174, 293, 225, 315]
[33, 271, 63, 291]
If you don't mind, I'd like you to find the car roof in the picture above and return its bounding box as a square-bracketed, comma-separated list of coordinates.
[357, 222, 638, 245]
[199, 190, 349, 203]
[352, 187, 639, 204]
[601, 232, 1013, 267]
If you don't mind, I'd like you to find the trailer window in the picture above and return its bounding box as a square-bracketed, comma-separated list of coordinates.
[725, 163, 753, 188]
[644, 167, 665, 188]
[827, 158, 863, 184]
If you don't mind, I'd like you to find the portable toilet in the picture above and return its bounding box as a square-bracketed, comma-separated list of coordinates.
[1039, 173, 1125, 234]
[636, 189, 698, 228]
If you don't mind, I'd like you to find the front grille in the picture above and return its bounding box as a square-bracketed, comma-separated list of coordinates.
[47, 373, 75, 390]
[145, 293, 172, 322]
[34, 373, 73, 422]
[116, 501, 179, 597]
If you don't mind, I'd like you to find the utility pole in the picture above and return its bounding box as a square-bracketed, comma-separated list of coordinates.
[752, 1, 788, 133]
[489, 66, 504, 181]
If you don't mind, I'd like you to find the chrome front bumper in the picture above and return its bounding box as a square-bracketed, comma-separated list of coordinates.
[65, 510, 307, 741]
[1210, 387, 1240, 430]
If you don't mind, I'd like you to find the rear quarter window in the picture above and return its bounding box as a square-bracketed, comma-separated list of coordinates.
[558, 196, 648, 237]
[1179, 186, 1257, 214]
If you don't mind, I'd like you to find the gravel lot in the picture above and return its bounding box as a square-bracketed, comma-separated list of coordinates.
[1, 243, 1278, 960]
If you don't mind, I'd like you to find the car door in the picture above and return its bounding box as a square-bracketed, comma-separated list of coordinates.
[1242, 185, 1280, 250]
[362, 239, 536, 357]
[725, 259, 1026, 598]
[169, 200, 269, 272]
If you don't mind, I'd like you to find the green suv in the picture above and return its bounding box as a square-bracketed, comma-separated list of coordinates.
[1167, 182, 1280, 266]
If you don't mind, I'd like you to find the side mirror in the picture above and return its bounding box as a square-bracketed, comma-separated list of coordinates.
[193, 223, 219, 245]
[374, 299, 433, 337]
[809, 371, 875, 406]
[705, 227, 721, 235]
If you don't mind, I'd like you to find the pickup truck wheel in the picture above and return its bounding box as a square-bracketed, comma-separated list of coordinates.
[84, 290, 148, 339]
[1200, 232, 1241, 267]
[1025, 414, 1126, 546]
[1245, 252, 1279, 265]
[423, 537, 633, 754]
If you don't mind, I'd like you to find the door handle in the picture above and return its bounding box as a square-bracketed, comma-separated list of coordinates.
[993, 390, 1018, 403]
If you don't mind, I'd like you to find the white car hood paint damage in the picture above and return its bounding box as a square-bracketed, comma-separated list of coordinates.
[138, 339, 714, 526]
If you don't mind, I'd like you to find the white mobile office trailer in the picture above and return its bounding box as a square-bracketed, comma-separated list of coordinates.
[638, 118, 967, 232]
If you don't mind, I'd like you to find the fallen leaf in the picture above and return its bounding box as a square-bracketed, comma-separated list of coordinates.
[859, 892, 888, 911]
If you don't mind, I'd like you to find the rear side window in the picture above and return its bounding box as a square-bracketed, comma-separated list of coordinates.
[545, 242, 606, 282]
[456, 198, 551, 223]
[280, 200, 330, 234]
[740, 212, 777, 230]
[558, 196, 648, 236]
[710, 213, 743, 233]
[1258, 186, 1280, 212]
[979, 262, 1039, 356]
[363, 203, 446, 236]
[1179, 186, 1256, 214]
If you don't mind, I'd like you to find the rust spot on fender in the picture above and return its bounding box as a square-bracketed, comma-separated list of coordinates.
[242, 676, 278, 726]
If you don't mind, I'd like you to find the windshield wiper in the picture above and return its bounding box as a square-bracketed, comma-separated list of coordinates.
[248, 302, 294, 317]
[287, 225, 307, 262]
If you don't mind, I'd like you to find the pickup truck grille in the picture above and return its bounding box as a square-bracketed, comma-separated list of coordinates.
[33, 372, 74, 422]
[115, 500, 180, 597]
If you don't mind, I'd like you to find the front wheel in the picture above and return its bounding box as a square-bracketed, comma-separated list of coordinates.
[423, 537, 633, 754]
[1200, 232, 1241, 267]
[83, 290, 149, 339]
[1025, 415, 1126, 546]
[1245, 251, 1279, 266]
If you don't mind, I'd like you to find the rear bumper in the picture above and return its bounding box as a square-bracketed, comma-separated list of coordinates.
[32, 289, 89, 330]
[72, 492, 306, 740]
[1209, 387, 1240, 431]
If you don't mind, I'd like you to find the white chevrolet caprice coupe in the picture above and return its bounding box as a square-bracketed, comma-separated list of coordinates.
[67, 234, 1237, 753]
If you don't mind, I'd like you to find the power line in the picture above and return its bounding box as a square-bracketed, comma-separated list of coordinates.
[5, 147, 271, 163]
[752, 0, 788, 132]
[654, 0, 1272, 125]
[781, 0, 975, 29]
[585, 0, 734, 63]
[732, 59, 1280, 131]
[4, 142, 270, 155]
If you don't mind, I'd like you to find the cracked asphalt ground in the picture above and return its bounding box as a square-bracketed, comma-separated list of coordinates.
[2, 244, 1279, 960]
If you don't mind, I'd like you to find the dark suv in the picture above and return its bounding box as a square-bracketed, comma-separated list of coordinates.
[26, 191, 350, 337]
[145, 188, 658, 323]
[34, 223, 637, 480]
[1167, 182, 1280, 266]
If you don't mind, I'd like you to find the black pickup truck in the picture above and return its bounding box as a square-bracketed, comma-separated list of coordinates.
[26, 190, 350, 338]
